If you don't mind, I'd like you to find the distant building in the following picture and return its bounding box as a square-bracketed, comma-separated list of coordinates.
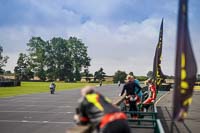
[0, 75, 15, 81]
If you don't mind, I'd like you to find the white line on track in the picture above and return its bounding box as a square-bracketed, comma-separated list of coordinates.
[0, 104, 71, 108]
[0, 120, 74, 124]
[5, 101, 77, 104]
[0, 111, 74, 114]
[155, 91, 170, 105]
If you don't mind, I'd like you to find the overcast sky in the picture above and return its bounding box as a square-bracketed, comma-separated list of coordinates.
[0, 0, 200, 76]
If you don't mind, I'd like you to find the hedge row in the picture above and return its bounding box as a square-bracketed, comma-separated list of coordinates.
[0, 81, 21, 87]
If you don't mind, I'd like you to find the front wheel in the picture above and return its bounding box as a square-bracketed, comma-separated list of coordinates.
[50, 88, 55, 94]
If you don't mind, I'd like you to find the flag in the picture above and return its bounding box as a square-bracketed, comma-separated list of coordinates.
[173, 0, 197, 121]
[152, 19, 166, 88]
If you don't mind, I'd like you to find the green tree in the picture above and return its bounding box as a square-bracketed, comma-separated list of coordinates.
[129, 72, 134, 76]
[94, 67, 106, 82]
[68, 37, 91, 81]
[25, 36, 91, 82]
[4, 71, 12, 75]
[14, 53, 34, 80]
[27, 37, 47, 81]
[147, 71, 153, 78]
[113, 70, 127, 83]
[135, 76, 148, 81]
[0, 45, 9, 74]
[83, 67, 91, 82]
[46, 37, 72, 81]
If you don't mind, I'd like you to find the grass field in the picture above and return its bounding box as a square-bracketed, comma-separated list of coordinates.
[0, 82, 100, 98]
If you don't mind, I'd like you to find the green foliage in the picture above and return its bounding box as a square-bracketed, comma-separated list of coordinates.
[68, 37, 91, 81]
[14, 53, 34, 80]
[0, 45, 9, 74]
[129, 72, 134, 76]
[27, 37, 47, 81]
[81, 69, 93, 82]
[94, 67, 106, 82]
[46, 37, 71, 81]
[4, 71, 12, 74]
[147, 71, 153, 78]
[113, 70, 127, 83]
[135, 76, 148, 81]
[18, 36, 91, 82]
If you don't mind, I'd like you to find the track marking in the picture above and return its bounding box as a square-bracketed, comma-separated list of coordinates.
[0, 104, 72, 108]
[0, 111, 74, 114]
[155, 91, 170, 105]
[0, 120, 74, 124]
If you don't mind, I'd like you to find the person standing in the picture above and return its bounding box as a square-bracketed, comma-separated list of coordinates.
[120, 75, 142, 119]
[133, 76, 143, 103]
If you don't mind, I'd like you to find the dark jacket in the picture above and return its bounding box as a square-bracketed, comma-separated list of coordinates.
[120, 81, 142, 96]
[78, 92, 119, 126]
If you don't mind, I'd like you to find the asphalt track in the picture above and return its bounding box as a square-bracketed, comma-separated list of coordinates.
[1, 85, 198, 133]
[156, 90, 200, 133]
[0, 85, 124, 133]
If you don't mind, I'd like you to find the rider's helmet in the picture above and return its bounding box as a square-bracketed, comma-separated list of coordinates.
[145, 78, 152, 85]
[147, 79, 152, 83]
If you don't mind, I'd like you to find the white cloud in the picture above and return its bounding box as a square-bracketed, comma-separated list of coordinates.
[1, 17, 172, 75]
[1, 0, 199, 76]
[68, 18, 177, 75]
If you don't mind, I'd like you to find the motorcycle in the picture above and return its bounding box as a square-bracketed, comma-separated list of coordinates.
[120, 91, 150, 119]
[121, 95, 138, 111]
[50, 87, 55, 94]
[49, 82, 56, 94]
[142, 91, 149, 102]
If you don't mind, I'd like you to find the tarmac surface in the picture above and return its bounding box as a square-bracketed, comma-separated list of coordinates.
[0, 85, 123, 133]
[0, 84, 199, 133]
[156, 90, 200, 133]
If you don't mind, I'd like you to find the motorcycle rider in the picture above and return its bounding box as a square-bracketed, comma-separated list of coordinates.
[142, 79, 156, 111]
[74, 86, 131, 133]
[49, 82, 56, 94]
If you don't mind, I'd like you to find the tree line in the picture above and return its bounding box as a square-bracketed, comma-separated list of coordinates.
[14, 36, 91, 81]
[0, 37, 174, 83]
[0, 37, 109, 82]
[0, 45, 9, 74]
